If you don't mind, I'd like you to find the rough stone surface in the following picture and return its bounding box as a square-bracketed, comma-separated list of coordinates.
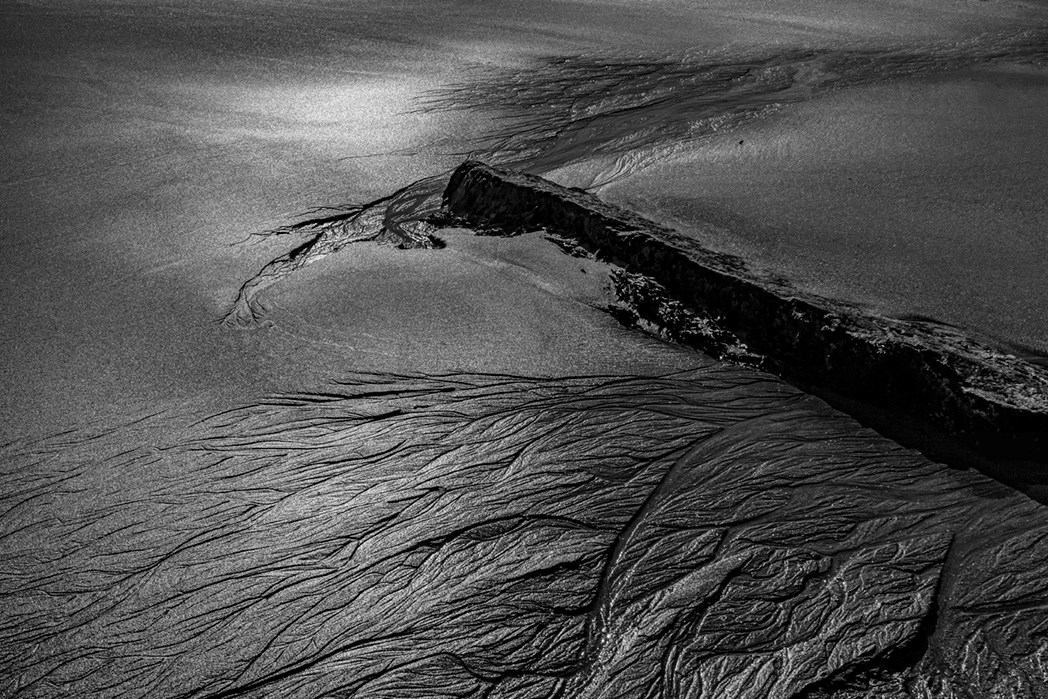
[441, 161, 1048, 467]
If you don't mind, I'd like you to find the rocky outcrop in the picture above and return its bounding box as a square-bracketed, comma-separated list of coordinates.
[441, 161, 1048, 468]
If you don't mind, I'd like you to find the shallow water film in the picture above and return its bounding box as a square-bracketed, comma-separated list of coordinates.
[2, 1, 1047, 697]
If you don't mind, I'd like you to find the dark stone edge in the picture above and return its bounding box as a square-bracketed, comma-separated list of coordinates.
[441, 161, 1048, 468]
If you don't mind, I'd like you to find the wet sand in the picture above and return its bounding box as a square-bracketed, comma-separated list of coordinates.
[4, 1, 1047, 435]
[597, 64, 1048, 356]
[0, 0, 695, 436]
[3, 1, 1048, 696]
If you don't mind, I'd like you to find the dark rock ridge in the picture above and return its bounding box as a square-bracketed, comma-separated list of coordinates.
[441, 161, 1048, 469]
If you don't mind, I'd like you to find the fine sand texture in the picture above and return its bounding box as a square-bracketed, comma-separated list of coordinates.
[4, 370, 1048, 698]
[3, 1, 1048, 697]
[595, 64, 1048, 357]
[4, 1, 1048, 435]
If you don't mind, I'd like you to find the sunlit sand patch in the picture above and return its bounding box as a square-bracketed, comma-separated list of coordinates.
[166, 75, 446, 157]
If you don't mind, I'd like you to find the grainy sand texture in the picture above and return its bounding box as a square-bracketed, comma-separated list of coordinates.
[2, 1, 1047, 697]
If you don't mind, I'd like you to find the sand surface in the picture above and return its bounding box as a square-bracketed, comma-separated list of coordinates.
[2, 0, 695, 436]
[3, 1, 1048, 696]
[598, 64, 1048, 355]
[3, 1, 1047, 434]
